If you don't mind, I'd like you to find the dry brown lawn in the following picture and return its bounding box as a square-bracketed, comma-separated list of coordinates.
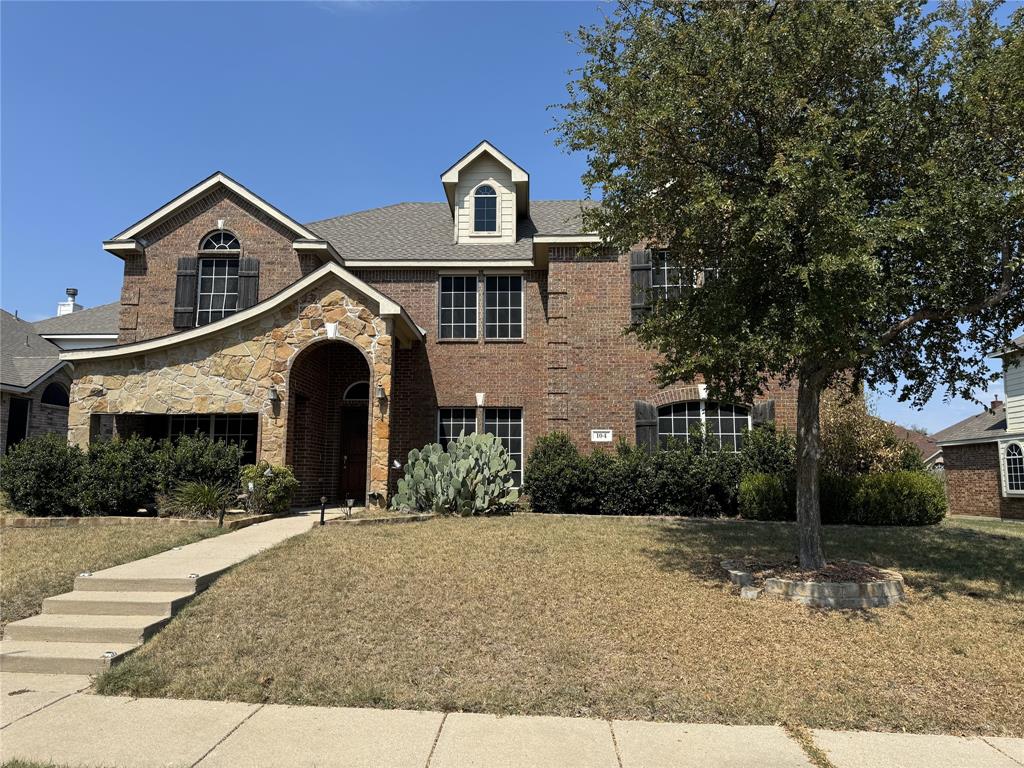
[96, 515, 1024, 735]
[0, 524, 221, 631]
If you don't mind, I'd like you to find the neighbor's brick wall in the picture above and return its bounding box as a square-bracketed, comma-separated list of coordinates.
[943, 443, 1024, 520]
[0, 369, 72, 455]
[119, 188, 327, 344]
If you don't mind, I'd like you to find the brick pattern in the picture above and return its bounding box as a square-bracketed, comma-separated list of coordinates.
[943, 443, 1024, 520]
[0, 369, 72, 455]
[120, 188, 327, 343]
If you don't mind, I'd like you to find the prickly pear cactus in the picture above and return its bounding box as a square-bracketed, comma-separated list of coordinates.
[391, 431, 519, 515]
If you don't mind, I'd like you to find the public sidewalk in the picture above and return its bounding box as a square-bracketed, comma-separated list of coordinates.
[2, 675, 1022, 768]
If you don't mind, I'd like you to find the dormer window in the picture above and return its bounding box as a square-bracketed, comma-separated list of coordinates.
[473, 185, 498, 233]
[196, 230, 241, 326]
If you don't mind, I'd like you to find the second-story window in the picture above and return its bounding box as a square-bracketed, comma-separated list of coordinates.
[473, 185, 497, 233]
[439, 275, 478, 340]
[484, 275, 524, 340]
[196, 231, 241, 326]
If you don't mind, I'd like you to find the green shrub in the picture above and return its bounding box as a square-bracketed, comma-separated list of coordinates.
[851, 471, 946, 526]
[155, 434, 244, 494]
[162, 481, 233, 524]
[522, 432, 581, 514]
[77, 436, 160, 515]
[740, 422, 796, 478]
[0, 434, 85, 516]
[739, 473, 793, 521]
[391, 433, 519, 516]
[240, 462, 299, 515]
[819, 473, 857, 524]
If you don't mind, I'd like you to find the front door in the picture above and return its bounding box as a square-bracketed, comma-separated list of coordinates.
[5, 397, 30, 452]
[339, 406, 368, 504]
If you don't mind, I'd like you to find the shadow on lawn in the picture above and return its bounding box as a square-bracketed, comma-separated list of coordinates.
[647, 519, 1024, 602]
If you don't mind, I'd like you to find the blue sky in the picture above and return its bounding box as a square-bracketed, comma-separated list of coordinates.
[0, 1, 1005, 432]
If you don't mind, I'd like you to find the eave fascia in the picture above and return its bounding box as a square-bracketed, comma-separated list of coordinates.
[533, 234, 602, 244]
[0, 361, 70, 394]
[102, 239, 145, 258]
[292, 238, 344, 265]
[61, 262, 422, 362]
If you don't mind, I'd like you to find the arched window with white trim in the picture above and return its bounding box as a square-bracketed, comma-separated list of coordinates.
[196, 230, 241, 326]
[343, 381, 370, 401]
[473, 184, 497, 233]
[1005, 442, 1024, 494]
[657, 400, 751, 451]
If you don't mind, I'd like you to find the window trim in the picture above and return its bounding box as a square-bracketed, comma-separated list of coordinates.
[483, 273, 526, 342]
[1000, 439, 1024, 497]
[471, 183, 501, 236]
[656, 399, 753, 452]
[651, 250, 719, 300]
[40, 382, 70, 409]
[437, 274, 480, 342]
[343, 381, 370, 401]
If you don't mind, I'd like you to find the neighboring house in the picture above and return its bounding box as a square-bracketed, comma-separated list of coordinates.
[889, 424, 942, 469]
[59, 141, 796, 508]
[933, 335, 1024, 520]
[0, 310, 72, 454]
[32, 289, 120, 350]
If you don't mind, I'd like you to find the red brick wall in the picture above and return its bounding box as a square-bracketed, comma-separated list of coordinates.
[119, 188, 326, 343]
[943, 443, 1024, 520]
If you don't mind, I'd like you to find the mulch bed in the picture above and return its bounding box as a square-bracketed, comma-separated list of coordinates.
[729, 556, 889, 584]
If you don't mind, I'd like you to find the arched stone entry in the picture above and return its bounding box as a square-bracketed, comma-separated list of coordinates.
[286, 340, 372, 507]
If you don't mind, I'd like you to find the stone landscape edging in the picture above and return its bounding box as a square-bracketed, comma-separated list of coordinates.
[721, 559, 907, 609]
[325, 513, 436, 526]
[0, 512, 283, 531]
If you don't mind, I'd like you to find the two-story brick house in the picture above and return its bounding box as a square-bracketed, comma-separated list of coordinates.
[62, 141, 796, 508]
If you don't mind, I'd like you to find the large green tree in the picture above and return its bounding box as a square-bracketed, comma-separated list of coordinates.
[558, 0, 1023, 567]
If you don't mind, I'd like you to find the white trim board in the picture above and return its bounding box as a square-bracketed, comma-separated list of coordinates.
[61, 262, 423, 362]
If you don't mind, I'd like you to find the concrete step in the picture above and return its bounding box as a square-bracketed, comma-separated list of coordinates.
[0, 640, 138, 675]
[74, 573, 208, 593]
[4, 614, 170, 644]
[42, 590, 194, 617]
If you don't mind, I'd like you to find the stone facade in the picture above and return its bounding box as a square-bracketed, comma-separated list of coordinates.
[942, 443, 1024, 520]
[68, 276, 393, 506]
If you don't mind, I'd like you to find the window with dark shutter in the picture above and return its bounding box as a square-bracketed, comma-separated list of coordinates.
[173, 256, 199, 329]
[629, 250, 652, 323]
[635, 400, 658, 453]
[238, 256, 260, 309]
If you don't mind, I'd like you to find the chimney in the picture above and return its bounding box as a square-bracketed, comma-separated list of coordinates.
[991, 395, 1004, 411]
[57, 287, 82, 316]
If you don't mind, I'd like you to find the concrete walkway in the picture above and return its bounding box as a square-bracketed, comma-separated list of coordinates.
[1, 513, 330, 674]
[1, 678, 1021, 768]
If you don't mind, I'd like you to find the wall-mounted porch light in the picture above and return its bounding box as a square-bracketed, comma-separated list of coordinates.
[325, 322, 339, 339]
[268, 386, 280, 404]
[375, 384, 386, 400]
[476, 392, 486, 407]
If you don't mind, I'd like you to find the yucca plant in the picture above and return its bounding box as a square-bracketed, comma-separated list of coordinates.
[166, 481, 233, 526]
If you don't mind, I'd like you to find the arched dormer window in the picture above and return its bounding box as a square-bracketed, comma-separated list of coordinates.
[1005, 442, 1024, 494]
[196, 230, 241, 326]
[41, 382, 69, 408]
[343, 381, 370, 401]
[473, 184, 498, 233]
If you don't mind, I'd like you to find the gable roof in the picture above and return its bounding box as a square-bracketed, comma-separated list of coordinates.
[889, 423, 941, 462]
[440, 141, 530, 217]
[33, 302, 120, 337]
[306, 200, 594, 266]
[993, 333, 1024, 358]
[103, 172, 340, 262]
[932, 405, 1016, 445]
[61, 261, 423, 362]
[1, 310, 67, 391]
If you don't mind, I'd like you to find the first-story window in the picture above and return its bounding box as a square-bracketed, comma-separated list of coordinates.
[438, 408, 477, 451]
[196, 257, 239, 326]
[657, 400, 751, 451]
[1005, 442, 1024, 494]
[169, 413, 258, 464]
[439, 275, 478, 340]
[484, 275, 523, 340]
[485, 407, 523, 486]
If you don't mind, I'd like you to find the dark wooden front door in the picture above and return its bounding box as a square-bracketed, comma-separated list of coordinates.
[339, 405, 368, 503]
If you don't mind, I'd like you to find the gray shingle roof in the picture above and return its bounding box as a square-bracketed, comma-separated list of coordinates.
[32, 302, 120, 336]
[305, 200, 596, 262]
[932, 405, 1011, 444]
[1, 310, 65, 390]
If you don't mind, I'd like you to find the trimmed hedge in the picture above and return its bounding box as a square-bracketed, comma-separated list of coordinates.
[0, 434, 86, 516]
[851, 471, 946, 526]
[739, 473, 791, 521]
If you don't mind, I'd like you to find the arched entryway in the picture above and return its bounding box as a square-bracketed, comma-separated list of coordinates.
[286, 340, 372, 507]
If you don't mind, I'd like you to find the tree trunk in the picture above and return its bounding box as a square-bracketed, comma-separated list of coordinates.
[795, 375, 826, 570]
